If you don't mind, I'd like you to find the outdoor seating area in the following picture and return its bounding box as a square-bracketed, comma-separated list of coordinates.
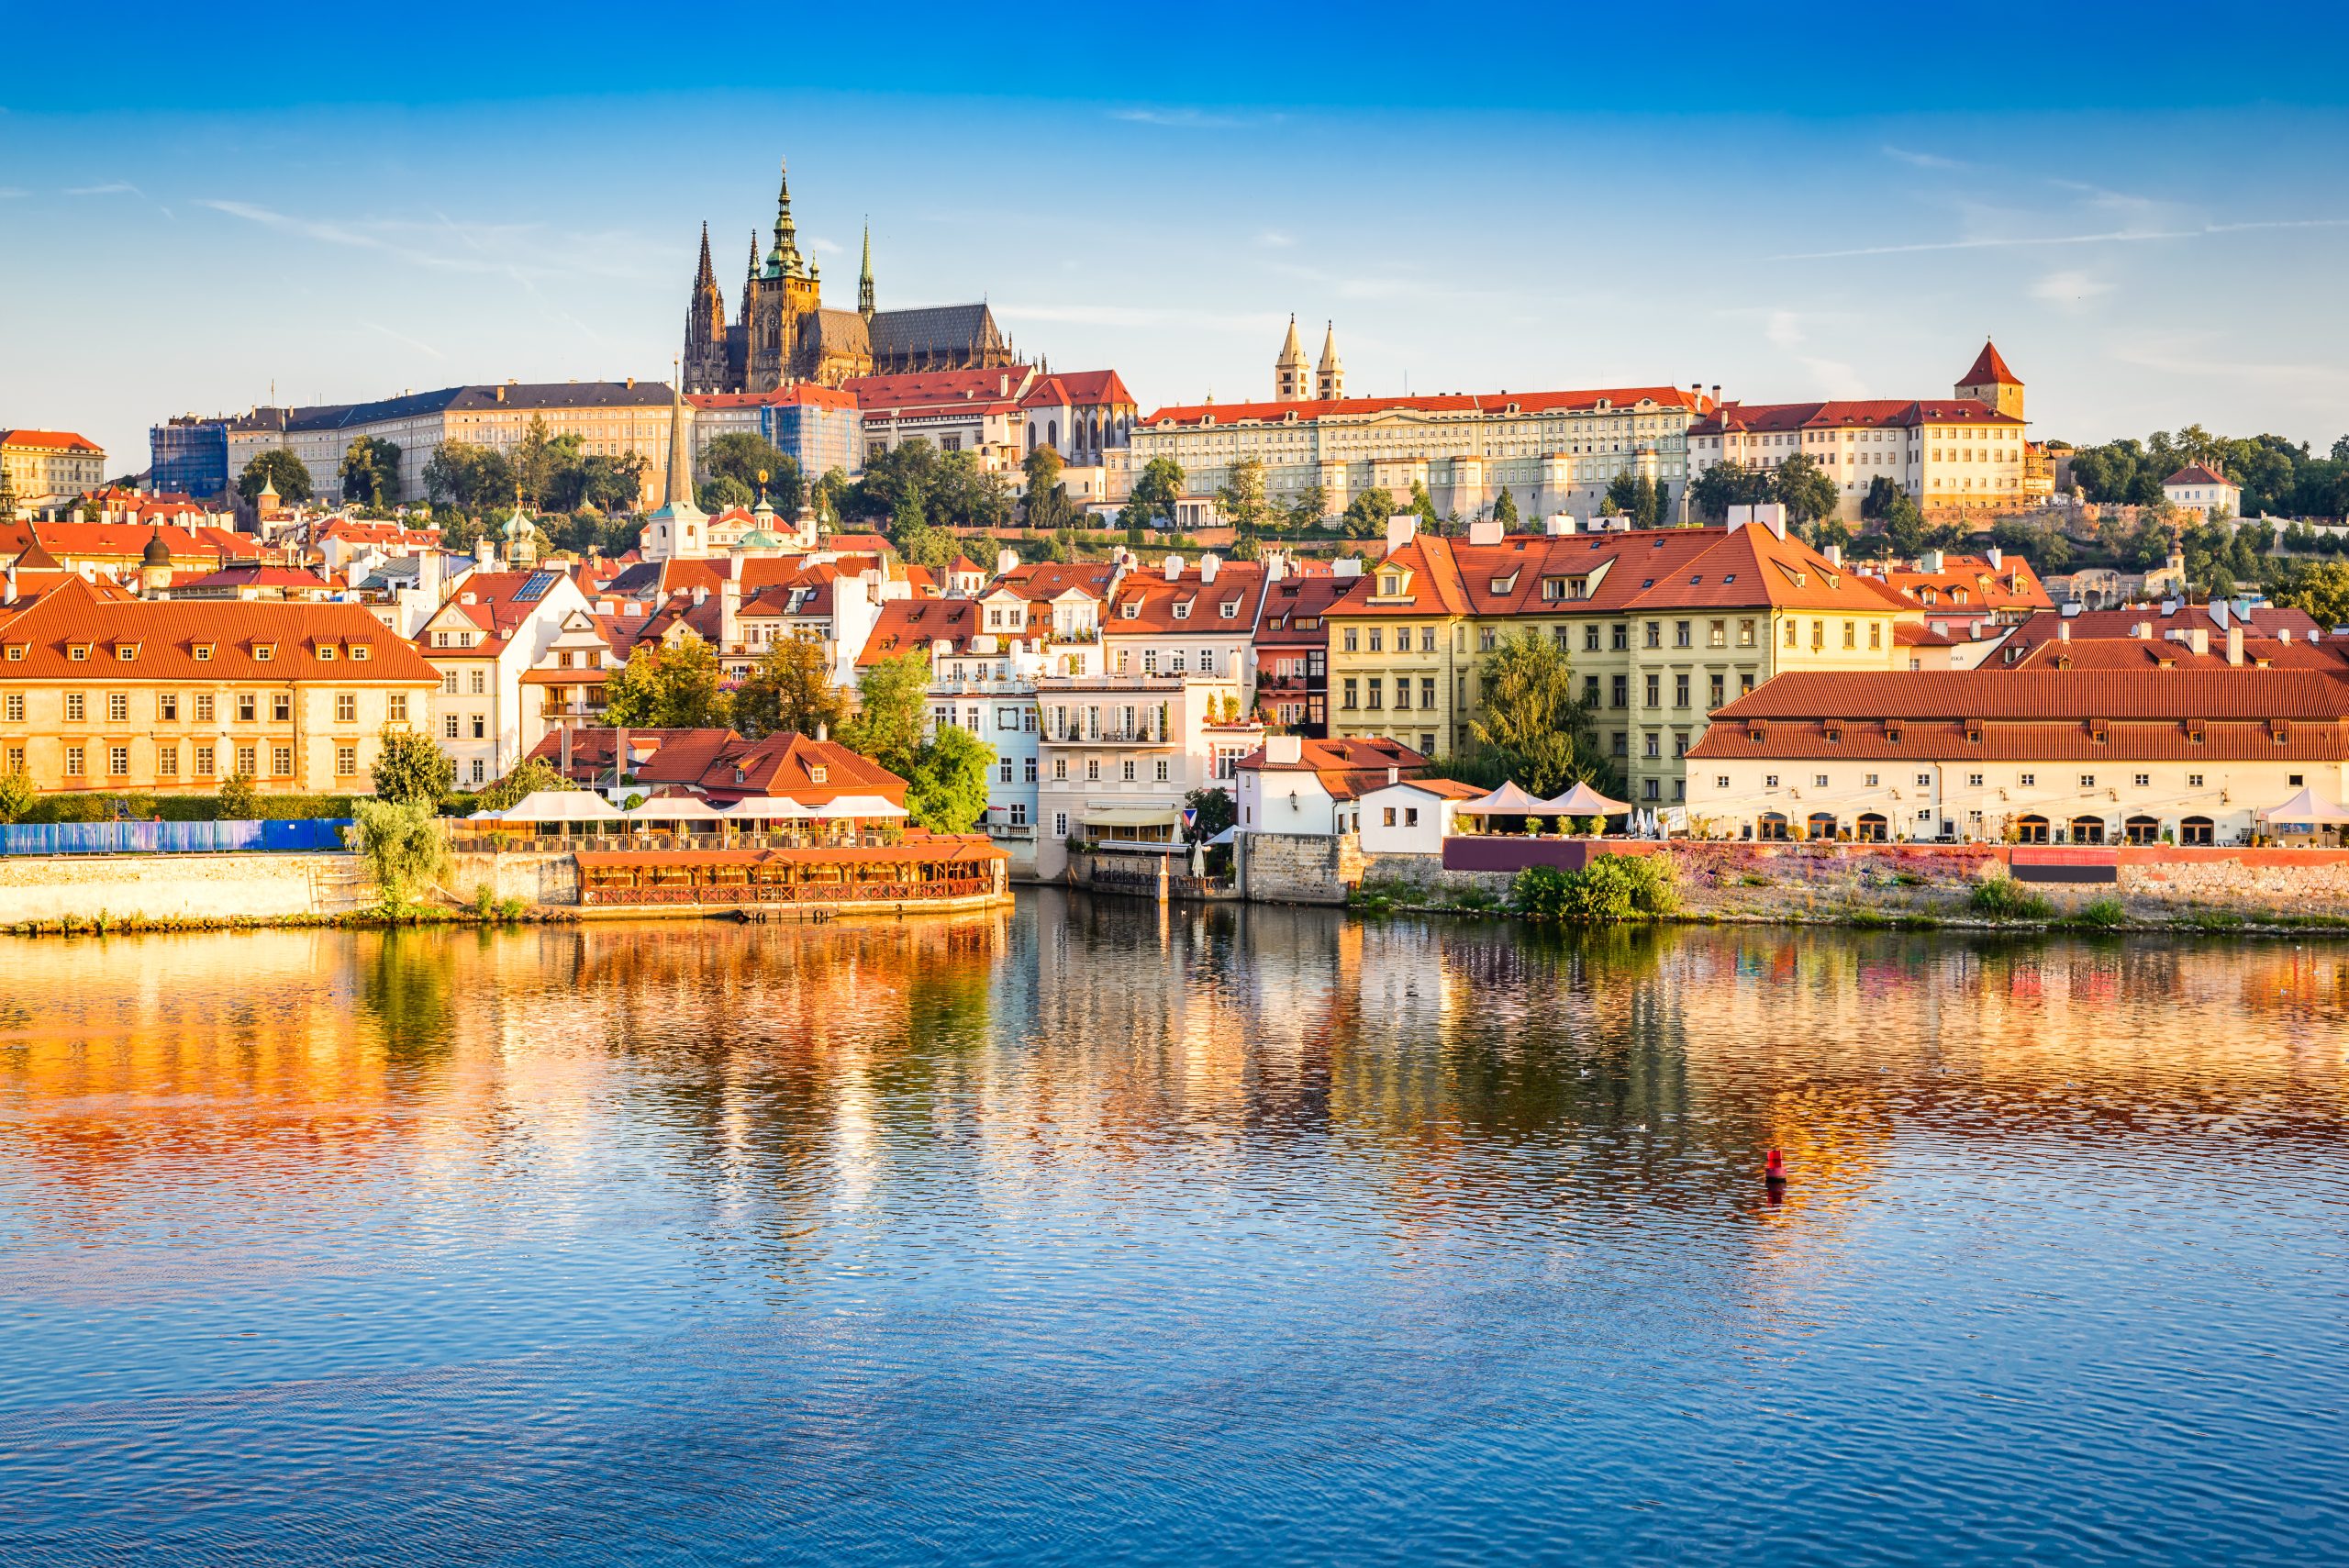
[1449, 780, 1652, 837]
[449, 789, 914, 853]
[573, 837, 1008, 908]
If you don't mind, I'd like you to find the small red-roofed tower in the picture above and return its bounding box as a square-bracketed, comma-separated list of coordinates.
[1956, 340, 2024, 421]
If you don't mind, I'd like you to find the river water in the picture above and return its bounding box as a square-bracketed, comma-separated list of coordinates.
[1, 894, 2345, 1564]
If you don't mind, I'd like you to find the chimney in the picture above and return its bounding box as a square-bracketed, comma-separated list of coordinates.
[1386, 764, 1400, 784]
[1467, 517, 1503, 546]
[2189, 628, 2210, 657]
[1267, 734, 1302, 765]
[816, 721, 828, 742]
[1163, 553, 1183, 582]
[693, 584, 708, 606]
[1386, 513, 1419, 555]
[1824, 543, 1842, 568]
[3, 562, 16, 604]
[2058, 620, 2070, 643]
[720, 578, 741, 650]
[1200, 553, 1219, 583]
[1755, 502, 1787, 542]
[1921, 549, 1944, 574]
[1709, 384, 1721, 407]
[1987, 545, 2003, 570]
[2227, 623, 2243, 666]
[996, 548, 1018, 575]
[1545, 514, 1575, 536]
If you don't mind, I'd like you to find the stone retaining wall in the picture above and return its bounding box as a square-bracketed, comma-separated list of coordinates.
[445, 849, 580, 906]
[1236, 831, 1364, 906]
[0, 852, 375, 925]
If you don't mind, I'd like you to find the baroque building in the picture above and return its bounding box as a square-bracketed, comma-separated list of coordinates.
[682, 159, 1018, 395]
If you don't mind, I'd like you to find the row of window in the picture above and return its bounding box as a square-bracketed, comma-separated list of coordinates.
[1046, 757, 1173, 784]
[1338, 675, 1441, 711]
[5, 692, 392, 725]
[439, 670, 490, 694]
[20, 740, 360, 780]
[1737, 771, 2251, 793]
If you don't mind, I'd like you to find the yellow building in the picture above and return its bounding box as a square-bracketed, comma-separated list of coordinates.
[0, 578, 440, 795]
[1686, 340, 2031, 522]
[1, 429, 107, 508]
[1325, 511, 1912, 804]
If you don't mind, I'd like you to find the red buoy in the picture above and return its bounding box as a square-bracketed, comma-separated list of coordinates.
[1765, 1149, 1787, 1183]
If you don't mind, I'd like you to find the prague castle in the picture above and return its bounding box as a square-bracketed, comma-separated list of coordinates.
[681, 159, 1018, 395]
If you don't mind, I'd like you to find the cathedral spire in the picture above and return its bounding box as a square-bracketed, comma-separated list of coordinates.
[765, 156, 805, 279]
[1316, 320, 1344, 401]
[695, 221, 715, 290]
[858, 220, 874, 318]
[1275, 314, 1309, 403]
[741, 232, 758, 321]
[662, 364, 695, 512]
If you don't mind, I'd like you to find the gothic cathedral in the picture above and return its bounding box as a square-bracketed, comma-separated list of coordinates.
[681, 159, 1019, 395]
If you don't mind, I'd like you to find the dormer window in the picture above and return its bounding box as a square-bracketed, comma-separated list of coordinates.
[1380, 574, 1401, 595]
[352, 645, 371, 661]
[194, 644, 214, 662]
[1173, 601, 1191, 620]
[809, 764, 829, 784]
[317, 646, 337, 662]
[1219, 601, 1239, 618]
[1121, 601, 1140, 619]
[254, 643, 275, 662]
[3, 646, 22, 662]
[734, 767, 747, 784]
[116, 643, 139, 662]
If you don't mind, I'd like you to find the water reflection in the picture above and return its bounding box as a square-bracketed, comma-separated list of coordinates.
[2, 901, 2346, 1562]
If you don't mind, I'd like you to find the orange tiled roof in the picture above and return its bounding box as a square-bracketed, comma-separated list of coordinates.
[1689, 398, 2019, 437]
[1107, 562, 1265, 635]
[1711, 668, 2349, 722]
[1959, 339, 2021, 387]
[2165, 463, 2231, 487]
[0, 574, 438, 681]
[1142, 384, 1707, 428]
[0, 429, 104, 452]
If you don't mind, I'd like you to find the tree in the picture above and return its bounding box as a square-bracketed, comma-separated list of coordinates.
[1285, 492, 1326, 530]
[1770, 452, 1839, 526]
[1860, 474, 1905, 520]
[1604, 471, 1642, 517]
[1468, 630, 1606, 798]
[905, 724, 993, 833]
[473, 757, 564, 814]
[602, 635, 730, 730]
[1217, 457, 1271, 533]
[1023, 444, 1075, 532]
[1339, 485, 1396, 539]
[842, 651, 930, 777]
[732, 633, 848, 740]
[349, 798, 451, 910]
[701, 474, 755, 511]
[2278, 561, 2349, 629]
[1184, 784, 1236, 843]
[1687, 461, 1773, 522]
[702, 432, 796, 499]
[1880, 488, 1928, 556]
[1408, 479, 1441, 534]
[340, 436, 403, 506]
[237, 450, 312, 504]
[373, 725, 454, 806]
[1492, 487, 1520, 529]
[0, 768, 35, 824]
[422, 440, 512, 511]
[217, 772, 258, 819]
[1130, 456, 1185, 526]
[1603, 473, 1666, 528]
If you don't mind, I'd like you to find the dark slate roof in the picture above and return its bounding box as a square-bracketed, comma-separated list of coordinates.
[602, 561, 665, 597]
[868, 305, 1005, 361]
[801, 309, 872, 358]
[284, 383, 674, 434]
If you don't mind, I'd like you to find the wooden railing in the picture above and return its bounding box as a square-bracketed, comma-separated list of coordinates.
[581, 877, 996, 907]
[447, 831, 904, 854]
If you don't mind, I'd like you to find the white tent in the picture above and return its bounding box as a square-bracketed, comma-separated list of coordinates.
[493, 790, 627, 825]
[815, 795, 910, 820]
[1535, 781, 1632, 817]
[720, 797, 818, 819]
[627, 796, 724, 823]
[2257, 786, 2349, 826]
[1463, 782, 1547, 817]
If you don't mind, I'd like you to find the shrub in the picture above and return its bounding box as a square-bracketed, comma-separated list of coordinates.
[1512, 854, 1677, 924]
[350, 799, 451, 910]
[217, 773, 258, 820]
[2063, 896, 2126, 929]
[0, 769, 35, 824]
[1970, 875, 2054, 922]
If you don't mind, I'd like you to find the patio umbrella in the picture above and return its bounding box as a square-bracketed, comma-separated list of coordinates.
[1464, 782, 1547, 817]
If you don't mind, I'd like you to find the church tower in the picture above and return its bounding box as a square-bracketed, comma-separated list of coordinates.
[746, 158, 823, 393]
[682, 223, 729, 394]
[1275, 316, 1310, 402]
[858, 223, 875, 319]
[1316, 321, 1344, 401]
[1955, 339, 2024, 420]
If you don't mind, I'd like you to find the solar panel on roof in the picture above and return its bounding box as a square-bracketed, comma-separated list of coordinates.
[516, 570, 559, 602]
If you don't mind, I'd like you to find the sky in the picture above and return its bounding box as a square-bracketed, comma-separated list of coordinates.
[6, 3, 2349, 473]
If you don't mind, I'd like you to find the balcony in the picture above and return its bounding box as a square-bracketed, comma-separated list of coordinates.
[1043, 728, 1174, 746]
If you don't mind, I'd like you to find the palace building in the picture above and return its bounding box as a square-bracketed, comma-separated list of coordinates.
[681, 159, 1018, 395]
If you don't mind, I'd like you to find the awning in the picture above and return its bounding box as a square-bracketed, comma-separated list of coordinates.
[1085, 806, 1179, 828]
[495, 789, 627, 824]
[627, 796, 724, 822]
[816, 795, 910, 819]
[2258, 786, 2349, 825]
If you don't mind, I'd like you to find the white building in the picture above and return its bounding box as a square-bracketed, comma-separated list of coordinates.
[2163, 463, 2242, 519]
[416, 563, 591, 787]
[1102, 554, 1270, 706]
[1035, 674, 1260, 877]
[1233, 735, 1430, 838]
[1356, 777, 1486, 855]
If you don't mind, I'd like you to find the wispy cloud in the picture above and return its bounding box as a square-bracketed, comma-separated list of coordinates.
[0, 186, 27, 198]
[1254, 229, 1297, 249]
[1110, 106, 1269, 130]
[2110, 334, 2349, 396]
[364, 321, 446, 361]
[1765, 217, 2349, 261]
[1883, 145, 1965, 171]
[2029, 268, 2113, 312]
[1755, 309, 1866, 398]
[996, 302, 1289, 334]
[65, 181, 140, 196]
[196, 198, 647, 285]
[807, 236, 844, 256]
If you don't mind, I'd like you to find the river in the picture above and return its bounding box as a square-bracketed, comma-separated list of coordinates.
[2, 894, 2345, 1563]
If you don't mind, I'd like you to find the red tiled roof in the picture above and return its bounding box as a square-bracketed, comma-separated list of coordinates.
[2002, 637, 2349, 673]
[0, 429, 104, 452]
[1711, 669, 2349, 722]
[1689, 398, 2019, 437]
[1690, 717, 2349, 763]
[1141, 384, 1707, 428]
[1254, 573, 1353, 646]
[2, 520, 260, 566]
[1958, 340, 2021, 387]
[1021, 369, 1135, 409]
[0, 574, 438, 682]
[2165, 463, 2232, 487]
[1107, 562, 1265, 635]
[1239, 737, 1424, 773]
[857, 597, 986, 664]
[1879, 553, 2052, 614]
[634, 728, 907, 806]
[686, 384, 856, 411]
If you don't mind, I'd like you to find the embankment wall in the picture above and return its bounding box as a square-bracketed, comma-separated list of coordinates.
[0, 853, 375, 924]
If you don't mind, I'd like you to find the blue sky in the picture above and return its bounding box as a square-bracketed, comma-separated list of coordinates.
[6, 3, 2349, 472]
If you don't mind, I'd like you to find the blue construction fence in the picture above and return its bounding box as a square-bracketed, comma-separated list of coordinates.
[0, 818, 355, 856]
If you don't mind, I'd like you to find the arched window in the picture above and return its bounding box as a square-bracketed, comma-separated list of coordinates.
[1807, 812, 1839, 840]
[2069, 816, 2107, 845]
[1090, 417, 1102, 450]
[1855, 813, 1888, 843]
[2014, 814, 2051, 844]
[1048, 420, 1057, 449]
[1758, 812, 1789, 841]
[2180, 815, 2214, 846]
[2123, 815, 2160, 845]
[1026, 421, 1036, 451]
